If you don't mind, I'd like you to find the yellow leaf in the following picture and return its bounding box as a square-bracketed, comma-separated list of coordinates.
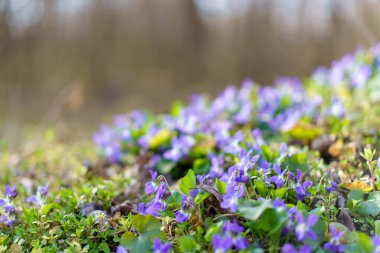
[287, 122, 322, 141]
[340, 181, 373, 193]
[328, 139, 344, 157]
[149, 129, 172, 149]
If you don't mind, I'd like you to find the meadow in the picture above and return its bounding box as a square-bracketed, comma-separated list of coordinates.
[1, 45, 380, 252]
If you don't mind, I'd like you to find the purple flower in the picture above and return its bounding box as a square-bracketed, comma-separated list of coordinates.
[175, 209, 190, 223]
[163, 135, 195, 162]
[270, 164, 287, 188]
[212, 220, 248, 252]
[290, 169, 312, 200]
[145, 170, 158, 194]
[145, 201, 165, 216]
[212, 234, 233, 253]
[323, 225, 345, 252]
[27, 183, 49, 207]
[294, 212, 318, 242]
[326, 181, 338, 193]
[328, 98, 345, 118]
[372, 235, 380, 253]
[145, 182, 171, 216]
[0, 185, 18, 226]
[280, 143, 288, 157]
[232, 149, 260, 173]
[282, 244, 312, 253]
[153, 237, 171, 253]
[116, 245, 129, 253]
[175, 195, 194, 223]
[0, 215, 15, 226]
[223, 131, 245, 155]
[220, 185, 245, 212]
[273, 197, 288, 210]
[0, 185, 17, 207]
[223, 220, 244, 234]
[209, 153, 225, 178]
[4, 185, 17, 199]
[351, 65, 372, 88]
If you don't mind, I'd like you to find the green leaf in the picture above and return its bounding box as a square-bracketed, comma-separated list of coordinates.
[261, 145, 274, 162]
[285, 152, 308, 173]
[99, 242, 110, 253]
[179, 169, 196, 195]
[42, 203, 63, 215]
[345, 232, 373, 253]
[239, 199, 272, 220]
[215, 178, 226, 195]
[375, 220, 380, 236]
[348, 189, 365, 201]
[205, 221, 223, 242]
[347, 189, 364, 210]
[192, 158, 210, 174]
[194, 191, 210, 204]
[131, 214, 162, 234]
[120, 215, 164, 253]
[178, 236, 197, 253]
[355, 191, 380, 217]
[254, 180, 267, 197]
[258, 208, 287, 234]
[273, 187, 289, 199]
[171, 101, 184, 117]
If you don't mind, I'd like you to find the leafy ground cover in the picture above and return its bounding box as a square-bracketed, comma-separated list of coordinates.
[2, 45, 380, 252]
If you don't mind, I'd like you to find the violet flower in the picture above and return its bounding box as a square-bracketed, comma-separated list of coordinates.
[232, 149, 260, 174]
[153, 237, 171, 253]
[282, 244, 312, 253]
[145, 170, 159, 194]
[163, 135, 195, 162]
[27, 183, 49, 207]
[0, 185, 17, 226]
[294, 212, 318, 241]
[326, 181, 338, 193]
[223, 131, 245, 155]
[323, 225, 345, 253]
[270, 164, 287, 188]
[212, 220, 248, 252]
[116, 245, 129, 253]
[208, 153, 225, 178]
[175, 195, 194, 223]
[351, 65, 372, 88]
[372, 235, 380, 253]
[4, 185, 17, 199]
[212, 234, 233, 253]
[273, 197, 288, 210]
[220, 184, 245, 212]
[145, 182, 171, 216]
[290, 169, 312, 200]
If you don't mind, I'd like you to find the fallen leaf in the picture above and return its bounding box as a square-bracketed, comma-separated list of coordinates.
[340, 181, 373, 193]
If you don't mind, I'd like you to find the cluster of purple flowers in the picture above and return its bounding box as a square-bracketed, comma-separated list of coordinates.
[94, 44, 380, 175]
[0, 185, 17, 226]
[27, 183, 49, 208]
[139, 171, 171, 217]
[212, 220, 248, 253]
[91, 44, 380, 252]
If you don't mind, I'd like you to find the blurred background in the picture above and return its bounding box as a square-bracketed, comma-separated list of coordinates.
[1, 0, 380, 142]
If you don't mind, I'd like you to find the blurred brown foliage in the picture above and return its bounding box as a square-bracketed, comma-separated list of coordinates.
[0, 0, 379, 139]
